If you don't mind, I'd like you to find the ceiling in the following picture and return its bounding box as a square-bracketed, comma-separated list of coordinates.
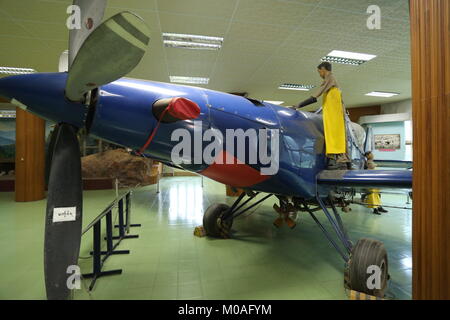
[0, 0, 411, 110]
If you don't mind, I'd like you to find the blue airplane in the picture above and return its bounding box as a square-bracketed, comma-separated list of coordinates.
[0, 1, 411, 300]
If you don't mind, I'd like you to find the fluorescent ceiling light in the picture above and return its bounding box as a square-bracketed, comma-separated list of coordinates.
[279, 83, 315, 91]
[163, 33, 223, 43]
[170, 76, 209, 85]
[327, 50, 377, 61]
[321, 56, 364, 66]
[0, 67, 36, 75]
[322, 50, 377, 66]
[365, 91, 400, 98]
[164, 40, 221, 50]
[0, 110, 16, 118]
[264, 100, 284, 105]
[163, 33, 223, 50]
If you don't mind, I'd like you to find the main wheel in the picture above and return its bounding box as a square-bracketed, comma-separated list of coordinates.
[347, 238, 389, 298]
[203, 203, 233, 238]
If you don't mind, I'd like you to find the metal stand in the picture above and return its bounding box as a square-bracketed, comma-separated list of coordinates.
[110, 198, 139, 240]
[82, 190, 140, 290]
[83, 219, 123, 291]
[156, 174, 161, 194]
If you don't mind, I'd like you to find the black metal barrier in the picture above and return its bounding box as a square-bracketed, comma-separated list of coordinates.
[81, 191, 141, 290]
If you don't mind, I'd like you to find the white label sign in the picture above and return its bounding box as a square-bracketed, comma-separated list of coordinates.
[53, 207, 77, 222]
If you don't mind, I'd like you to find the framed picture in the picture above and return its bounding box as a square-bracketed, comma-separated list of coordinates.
[0, 118, 15, 160]
[374, 134, 401, 151]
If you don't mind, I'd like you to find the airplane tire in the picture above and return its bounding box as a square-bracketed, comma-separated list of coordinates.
[347, 238, 389, 298]
[203, 203, 232, 238]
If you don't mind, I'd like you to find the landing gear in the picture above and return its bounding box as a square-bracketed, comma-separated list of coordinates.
[347, 238, 389, 298]
[203, 203, 232, 238]
[203, 192, 391, 298]
[301, 195, 390, 298]
[203, 192, 273, 238]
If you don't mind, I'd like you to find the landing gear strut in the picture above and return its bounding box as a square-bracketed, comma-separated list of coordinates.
[300, 195, 390, 298]
[203, 191, 273, 239]
[203, 192, 390, 298]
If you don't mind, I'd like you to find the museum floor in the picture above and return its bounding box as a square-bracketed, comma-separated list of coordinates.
[0, 176, 412, 300]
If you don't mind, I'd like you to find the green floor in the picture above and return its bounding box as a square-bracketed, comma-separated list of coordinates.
[0, 176, 412, 300]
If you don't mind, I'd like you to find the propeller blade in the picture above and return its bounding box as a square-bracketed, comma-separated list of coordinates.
[65, 11, 150, 102]
[68, 0, 107, 68]
[44, 123, 83, 300]
[45, 125, 59, 187]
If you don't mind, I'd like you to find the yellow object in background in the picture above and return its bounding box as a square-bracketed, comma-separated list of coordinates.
[366, 189, 381, 208]
[322, 87, 346, 155]
[193, 226, 206, 237]
[349, 290, 384, 300]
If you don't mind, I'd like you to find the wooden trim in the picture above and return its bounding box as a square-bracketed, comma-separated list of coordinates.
[410, 0, 450, 299]
[162, 171, 198, 177]
[347, 105, 381, 123]
[14, 108, 45, 202]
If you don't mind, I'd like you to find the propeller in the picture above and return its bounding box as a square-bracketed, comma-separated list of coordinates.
[44, 0, 150, 299]
[68, 0, 107, 68]
[65, 11, 150, 101]
[45, 125, 58, 187]
[44, 124, 83, 300]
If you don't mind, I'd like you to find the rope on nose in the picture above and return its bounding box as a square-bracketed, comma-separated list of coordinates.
[137, 97, 200, 154]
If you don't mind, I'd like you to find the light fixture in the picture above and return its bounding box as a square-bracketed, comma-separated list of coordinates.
[264, 100, 284, 105]
[279, 83, 315, 91]
[321, 50, 377, 65]
[0, 110, 16, 118]
[0, 67, 36, 75]
[162, 33, 223, 50]
[170, 76, 209, 85]
[164, 40, 221, 50]
[365, 91, 400, 98]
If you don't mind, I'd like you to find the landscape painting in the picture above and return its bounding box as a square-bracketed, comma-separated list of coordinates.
[0, 119, 15, 159]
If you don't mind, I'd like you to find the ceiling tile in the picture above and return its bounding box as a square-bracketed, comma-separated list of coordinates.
[108, 0, 157, 11]
[156, 0, 238, 20]
[318, 0, 402, 14]
[233, 0, 317, 26]
[0, 0, 412, 107]
[166, 49, 217, 77]
[227, 21, 293, 44]
[19, 20, 67, 41]
[158, 11, 230, 36]
[0, 36, 63, 71]
[0, 15, 34, 38]
[1, 0, 68, 24]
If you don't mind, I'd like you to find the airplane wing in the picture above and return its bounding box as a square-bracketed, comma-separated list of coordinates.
[375, 160, 413, 169]
[317, 169, 412, 189]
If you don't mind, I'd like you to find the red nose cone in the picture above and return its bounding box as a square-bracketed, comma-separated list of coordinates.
[167, 97, 201, 120]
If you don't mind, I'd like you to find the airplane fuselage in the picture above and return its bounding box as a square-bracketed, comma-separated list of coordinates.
[0, 72, 366, 199]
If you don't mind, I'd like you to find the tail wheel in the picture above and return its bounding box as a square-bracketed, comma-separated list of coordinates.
[347, 238, 389, 298]
[203, 203, 233, 238]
